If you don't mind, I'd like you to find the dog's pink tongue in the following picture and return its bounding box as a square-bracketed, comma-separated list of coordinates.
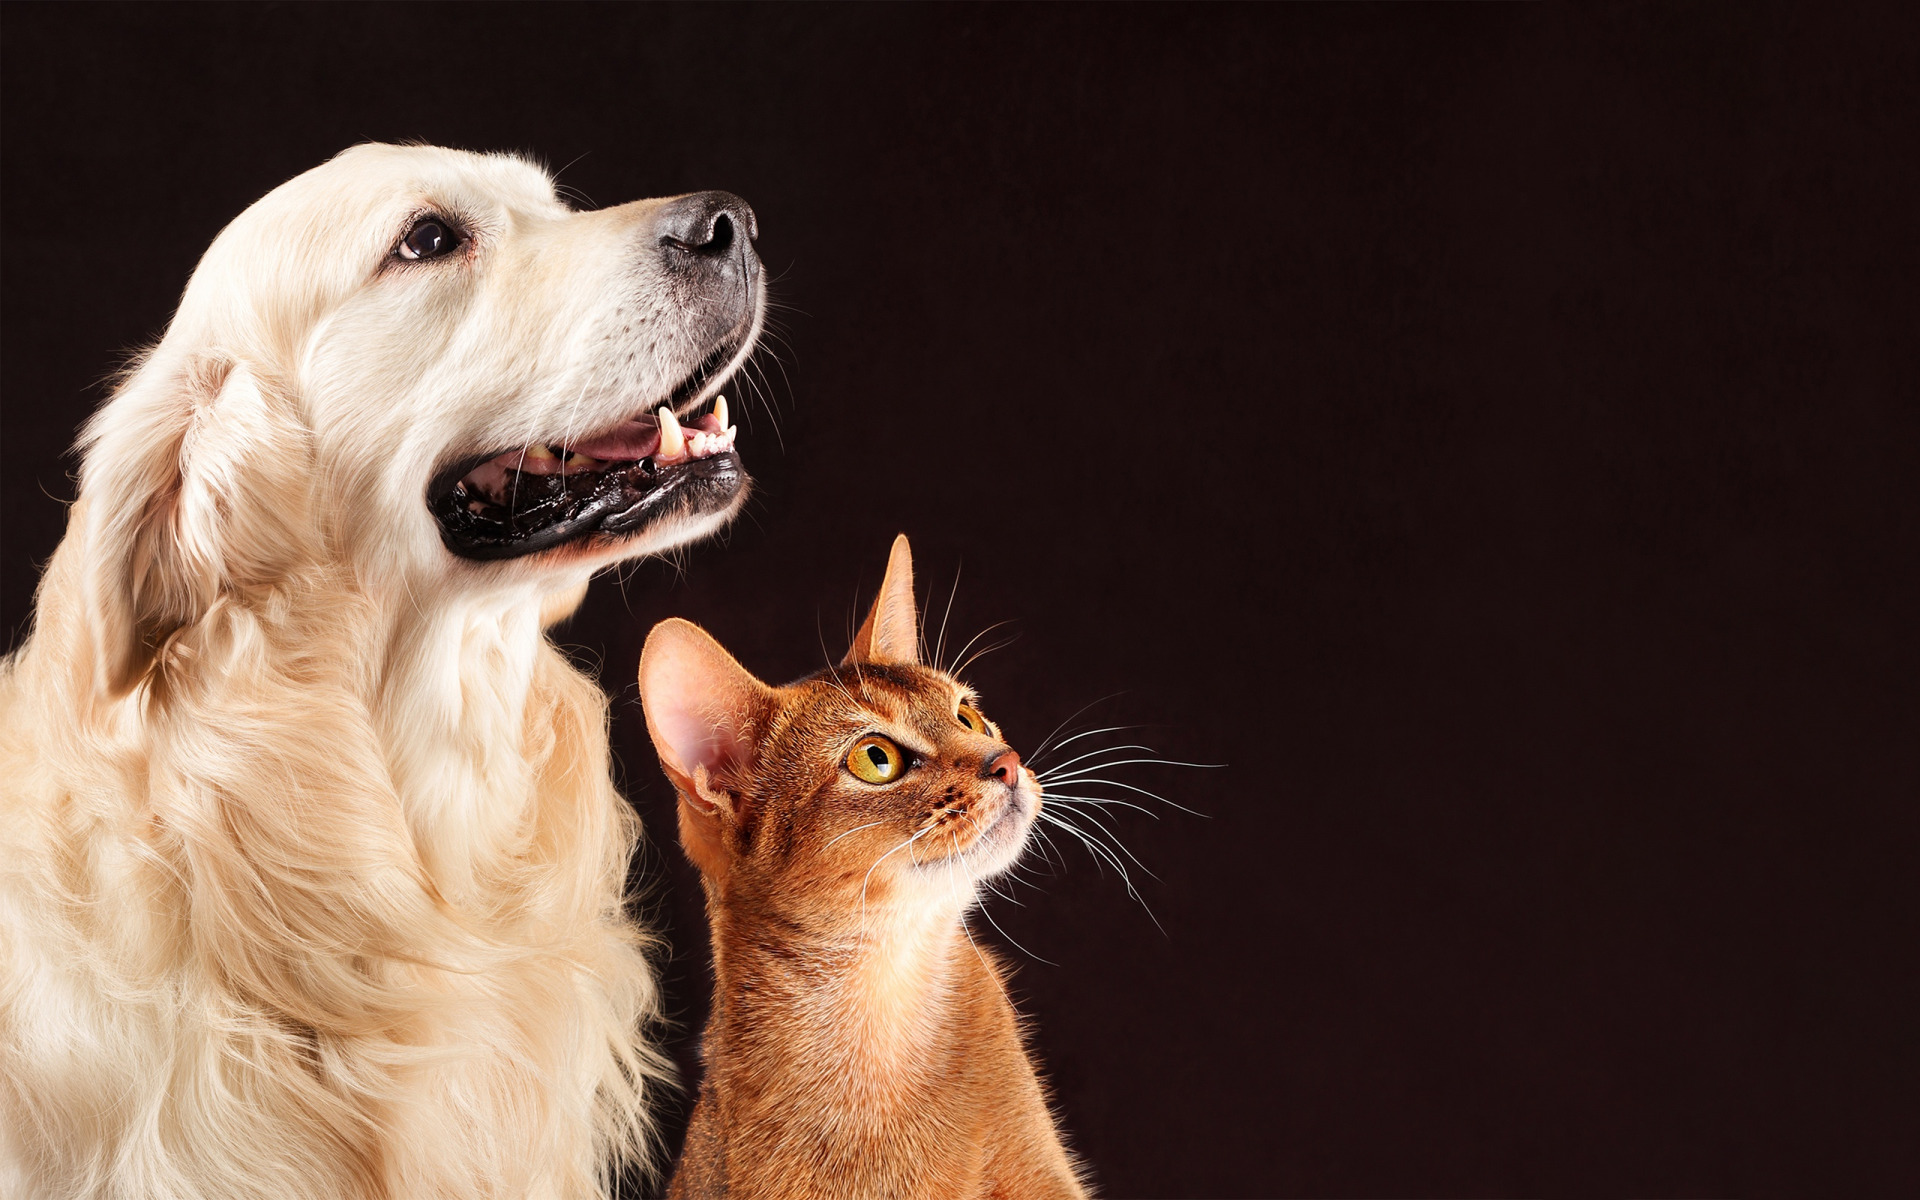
[567, 418, 661, 461]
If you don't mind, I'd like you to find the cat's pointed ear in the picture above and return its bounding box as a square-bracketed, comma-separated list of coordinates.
[843, 534, 920, 666]
[638, 618, 771, 819]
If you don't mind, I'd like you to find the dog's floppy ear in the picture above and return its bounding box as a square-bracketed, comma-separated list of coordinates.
[844, 534, 919, 667]
[76, 354, 311, 695]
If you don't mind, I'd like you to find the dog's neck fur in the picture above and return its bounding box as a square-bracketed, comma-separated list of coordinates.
[99, 552, 577, 903]
[29, 508, 604, 903]
[374, 580, 565, 900]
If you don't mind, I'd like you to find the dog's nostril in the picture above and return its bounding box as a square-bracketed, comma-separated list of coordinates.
[654, 191, 757, 265]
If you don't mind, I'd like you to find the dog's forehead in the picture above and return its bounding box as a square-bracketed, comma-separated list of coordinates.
[176, 144, 567, 336]
[300, 143, 561, 224]
[216, 144, 560, 264]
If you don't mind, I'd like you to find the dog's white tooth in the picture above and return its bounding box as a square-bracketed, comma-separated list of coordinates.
[657, 406, 684, 458]
[724, 425, 737, 445]
[525, 443, 557, 461]
[713, 395, 728, 430]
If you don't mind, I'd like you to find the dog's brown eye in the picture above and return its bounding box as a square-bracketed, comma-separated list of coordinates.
[398, 216, 461, 261]
[847, 736, 905, 785]
[957, 704, 989, 734]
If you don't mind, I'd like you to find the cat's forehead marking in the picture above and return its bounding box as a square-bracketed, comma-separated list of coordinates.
[788, 663, 965, 732]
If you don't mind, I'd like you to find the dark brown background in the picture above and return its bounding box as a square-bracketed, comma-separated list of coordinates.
[4, 4, 1916, 1196]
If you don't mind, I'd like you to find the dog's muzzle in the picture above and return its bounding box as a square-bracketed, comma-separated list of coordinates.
[427, 191, 761, 562]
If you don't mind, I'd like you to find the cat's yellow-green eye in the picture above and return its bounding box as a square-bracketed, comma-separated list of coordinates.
[956, 703, 990, 734]
[846, 736, 906, 784]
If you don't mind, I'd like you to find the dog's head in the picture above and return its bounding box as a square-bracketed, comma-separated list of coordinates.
[73, 143, 762, 694]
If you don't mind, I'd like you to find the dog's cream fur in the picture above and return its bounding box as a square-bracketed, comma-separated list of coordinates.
[0, 145, 759, 1199]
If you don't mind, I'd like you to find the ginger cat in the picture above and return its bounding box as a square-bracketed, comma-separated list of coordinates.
[639, 535, 1088, 1199]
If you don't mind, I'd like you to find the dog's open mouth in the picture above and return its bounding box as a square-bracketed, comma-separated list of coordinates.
[428, 393, 744, 561]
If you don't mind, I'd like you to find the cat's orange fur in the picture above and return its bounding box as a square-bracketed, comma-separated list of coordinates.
[639, 536, 1088, 1199]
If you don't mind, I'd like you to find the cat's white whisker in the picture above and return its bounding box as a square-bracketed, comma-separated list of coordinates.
[1042, 793, 1164, 821]
[1026, 722, 1141, 770]
[857, 824, 940, 925]
[933, 565, 963, 674]
[940, 841, 1014, 990]
[1037, 810, 1120, 881]
[824, 819, 888, 849]
[809, 617, 863, 708]
[952, 810, 1057, 965]
[1029, 825, 1068, 873]
[953, 809, 1027, 908]
[950, 874, 1022, 1003]
[1022, 696, 1128, 767]
[1034, 743, 1159, 779]
[953, 635, 1018, 679]
[1039, 754, 1226, 786]
[1035, 810, 1166, 934]
[943, 620, 1015, 677]
[971, 892, 1057, 965]
[1048, 807, 1160, 880]
[1038, 807, 1150, 888]
[1036, 775, 1211, 817]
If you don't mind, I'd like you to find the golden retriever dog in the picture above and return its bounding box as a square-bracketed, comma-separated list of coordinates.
[0, 144, 762, 1199]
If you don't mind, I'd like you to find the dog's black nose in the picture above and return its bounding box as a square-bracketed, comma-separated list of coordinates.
[655, 191, 758, 264]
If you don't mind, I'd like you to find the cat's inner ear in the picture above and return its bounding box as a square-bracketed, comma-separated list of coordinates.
[844, 533, 920, 667]
[638, 618, 770, 816]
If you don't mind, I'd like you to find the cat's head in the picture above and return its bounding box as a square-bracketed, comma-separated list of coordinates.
[638, 535, 1038, 918]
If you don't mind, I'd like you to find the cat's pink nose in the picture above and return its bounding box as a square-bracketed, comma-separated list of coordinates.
[984, 749, 1021, 787]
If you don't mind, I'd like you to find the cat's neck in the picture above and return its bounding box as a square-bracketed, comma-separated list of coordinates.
[706, 884, 1004, 1086]
[685, 877, 1089, 1199]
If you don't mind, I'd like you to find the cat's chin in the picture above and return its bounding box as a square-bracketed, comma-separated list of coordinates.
[921, 787, 1038, 884]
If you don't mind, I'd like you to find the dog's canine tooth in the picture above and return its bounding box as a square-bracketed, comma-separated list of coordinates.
[713, 395, 728, 430]
[657, 406, 685, 458]
[525, 443, 557, 461]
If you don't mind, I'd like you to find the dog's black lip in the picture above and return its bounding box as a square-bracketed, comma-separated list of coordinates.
[427, 451, 501, 504]
[433, 452, 744, 561]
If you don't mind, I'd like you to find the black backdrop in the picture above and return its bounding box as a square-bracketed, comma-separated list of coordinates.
[3, 4, 1916, 1196]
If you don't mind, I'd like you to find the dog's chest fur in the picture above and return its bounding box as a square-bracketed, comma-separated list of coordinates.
[1, 537, 664, 1200]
